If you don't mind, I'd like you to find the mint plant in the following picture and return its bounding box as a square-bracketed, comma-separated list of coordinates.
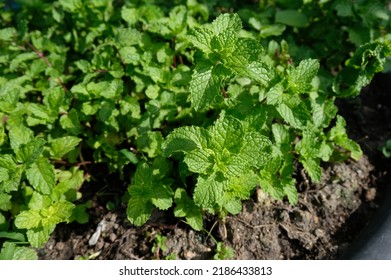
[1, 0, 390, 259]
[159, 12, 379, 226]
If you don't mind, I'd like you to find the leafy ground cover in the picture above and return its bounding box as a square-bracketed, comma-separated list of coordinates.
[1, 0, 391, 259]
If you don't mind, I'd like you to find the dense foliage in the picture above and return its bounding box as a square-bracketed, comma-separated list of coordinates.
[0, 0, 390, 259]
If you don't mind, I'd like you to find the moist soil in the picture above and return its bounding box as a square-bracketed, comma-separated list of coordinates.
[37, 74, 391, 260]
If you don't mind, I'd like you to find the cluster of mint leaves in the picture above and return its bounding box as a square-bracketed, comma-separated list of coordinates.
[0, 0, 390, 259]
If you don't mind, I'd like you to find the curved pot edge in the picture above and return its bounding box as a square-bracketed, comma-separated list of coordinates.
[343, 185, 391, 260]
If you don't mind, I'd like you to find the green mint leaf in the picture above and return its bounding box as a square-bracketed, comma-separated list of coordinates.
[187, 13, 242, 54]
[333, 40, 391, 97]
[50, 136, 81, 159]
[187, 27, 214, 53]
[229, 172, 259, 197]
[223, 199, 242, 215]
[194, 172, 226, 210]
[210, 29, 237, 53]
[209, 115, 243, 153]
[15, 139, 45, 167]
[282, 178, 298, 205]
[42, 87, 67, 116]
[119, 46, 140, 65]
[229, 37, 263, 64]
[300, 157, 322, 182]
[0, 27, 17, 41]
[127, 163, 173, 226]
[121, 7, 138, 25]
[231, 61, 274, 87]
[0, 156, 23, 193]
[14, 210, 42, 229]
[126, 197, 153, 227]
[26, 103, 52, 126]
[8, 119, 34, 152]
[59, 109, 82, 135]
[184, 149, 214, 174]
[311, 93, 338, 128]
[40, 201, 75, 228]
[239, 132, 272, 167]
[272, 123, 292, 145]
[328, 115, 362, 160]
[211, 13, 242, 35]
[136, 131, 163, 158]
[87, 79, 123, 99]
[28, 192, 51, 210]
[0, 192, 12, 211]
[162, 126, 208, 157]
[0, 242, 16, 260]
[259, 171, 285, 200]
[1, 242, 37, 260]
[276, 102, 309, 129]
[26, 226, 54, 248]
[151, 183, 173, 210]
[25, 158, 55, 194]
[0, 89, 19, 114]
[287, 59, 319, 94]
[12, 246, 38, 260]
[189, 60, 229, 111]
[173, 188, 203, 231]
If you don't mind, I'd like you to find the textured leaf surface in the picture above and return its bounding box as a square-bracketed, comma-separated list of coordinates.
[26, 158, 55, 194]
[50, 136, 81, 159]
[287, 59, 319, 94]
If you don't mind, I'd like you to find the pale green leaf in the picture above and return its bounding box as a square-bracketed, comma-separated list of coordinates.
[230, 61, 274, 87]
[189, 61, 228, 111]
[26, 158, 55, 194]
[40, 201, 75, 228]
[0, 27, 17, 41]
[162, 126, 208, 157]
[187, 27, 214, 53]
[0, 242, 16, 260]
[301, 157, 322, 182]
[0, 232, 25, 242]
[151, 184, 173, 210]
[121, 7, 138, 25]
[26, 226, 54, 248]
[87, 79, 123, 99]
[287, 59, 319, 94]
[0, 192, 11, 211]
[173, 188, 203, 230]
[209, 115, 243, 153]
[15, 139, 45, 166]
[184, 149, 214, 174]
[59, 109, 82, 135]
[12, 247, 38, 260]
[282, 179, 298, 205]
[1, 165, 23, 193]
[277, 103, 308, 129]
[194, 173, 226, 209]
[210, 13, 242, 35]
[50, 136, 81, 159]
[259, 173, 285, 200]
[239, 132, 272, 167]
[272, 123, 291, 145]
[0, 88, 19, 114]
[8, 120, 34, 152]
[14, 210, 42, 229]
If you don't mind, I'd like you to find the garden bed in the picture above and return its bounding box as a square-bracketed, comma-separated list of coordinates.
[38, 75, 391, 260]
[2, 1, 391, 260]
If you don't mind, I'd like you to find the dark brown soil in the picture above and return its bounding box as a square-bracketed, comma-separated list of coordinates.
[37, 74, 391, 260]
